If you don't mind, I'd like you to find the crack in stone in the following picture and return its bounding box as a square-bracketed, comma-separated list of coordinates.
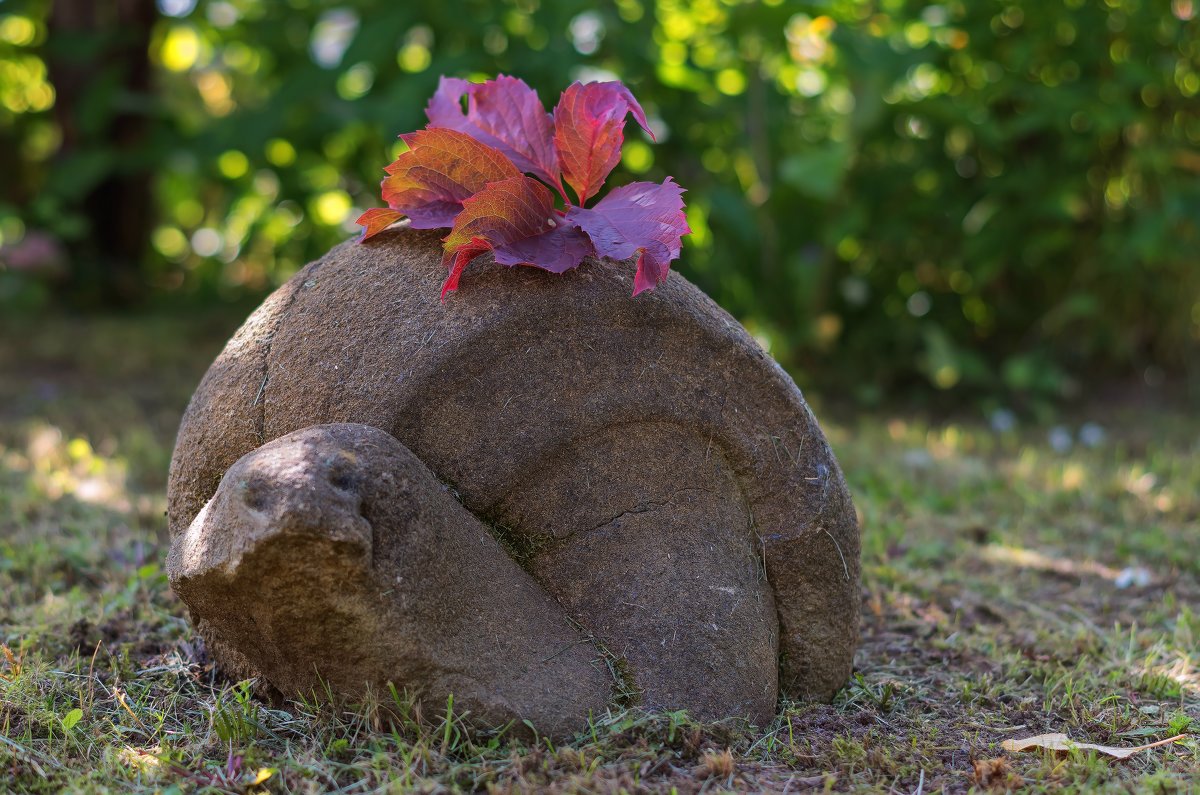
[579, 486, 715, 538]
[253, 258, 325, 447]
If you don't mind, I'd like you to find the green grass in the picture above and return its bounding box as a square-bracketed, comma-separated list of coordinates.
[1, 314, 1197, 793]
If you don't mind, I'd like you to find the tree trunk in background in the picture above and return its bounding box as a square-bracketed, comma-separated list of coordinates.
[48, 0, 157, 305]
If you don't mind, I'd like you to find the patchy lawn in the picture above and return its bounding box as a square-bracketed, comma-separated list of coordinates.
[1, 314, 1197, 793]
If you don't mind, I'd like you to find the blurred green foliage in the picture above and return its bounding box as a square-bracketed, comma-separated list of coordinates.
[1, 0, 1198, 404]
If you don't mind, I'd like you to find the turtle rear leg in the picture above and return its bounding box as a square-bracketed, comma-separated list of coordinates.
[492, 422, 780, 726]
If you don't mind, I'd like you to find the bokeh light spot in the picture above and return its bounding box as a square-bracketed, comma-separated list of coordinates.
[312, 190, 352, 226]
[190, 228, 223, 257]
[622, 140, 653, 173]
[161, 26, 201, 72]
[217, 150, 249, 179]
[715, 68, 746, 96]
[337, 62, 375, 100]
[152, 227, 188, 259]
[266, 139, 297, 167]
[0, 15, 37, 46]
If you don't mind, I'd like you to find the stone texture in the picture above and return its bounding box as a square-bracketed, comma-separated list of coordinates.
[167, 226, 860, 738]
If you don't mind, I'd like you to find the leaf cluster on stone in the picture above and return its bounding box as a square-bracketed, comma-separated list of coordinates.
[356, 75, 690, 298]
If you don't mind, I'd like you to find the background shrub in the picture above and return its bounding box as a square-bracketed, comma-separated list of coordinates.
[1, 0, 1197, 404]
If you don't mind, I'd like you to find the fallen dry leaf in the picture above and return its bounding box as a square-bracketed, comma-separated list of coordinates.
[1001, 733, 1187, 760]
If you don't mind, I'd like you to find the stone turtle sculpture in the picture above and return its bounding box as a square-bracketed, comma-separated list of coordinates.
[167, 227, 860, 739]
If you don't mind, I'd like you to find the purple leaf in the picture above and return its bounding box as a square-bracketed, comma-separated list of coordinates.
[566, 177, 690, 295]
[424, 76, 472, 125]
[426, 75, 563, 195]
[441, 175, 593, 297]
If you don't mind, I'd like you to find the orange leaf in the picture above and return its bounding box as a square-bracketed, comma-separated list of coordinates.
[355, 208, 405, 241]
[380, 128, 520, 230]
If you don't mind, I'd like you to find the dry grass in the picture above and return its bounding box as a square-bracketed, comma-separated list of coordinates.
[1, 313, 1197, 793]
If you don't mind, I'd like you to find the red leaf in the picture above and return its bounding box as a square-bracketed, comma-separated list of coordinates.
[379, 128, 519, 230]
[553, 81, 654, 207]
[441, 236, 491, 299]
[566, 177, 689, 295]
[355, 208, 405, 241]
[441, 175, 593, 296]
[425, 75, 563, 196]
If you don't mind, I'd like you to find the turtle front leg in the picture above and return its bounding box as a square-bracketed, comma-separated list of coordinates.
[168, 423, 612, 738]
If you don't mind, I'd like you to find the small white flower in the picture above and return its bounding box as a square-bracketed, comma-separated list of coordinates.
[990, 408, 1016, 434]
[1048, 426, 1073, 453]
[1080, 422, 1107, 448]
[1114, 566, 1152, 589]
